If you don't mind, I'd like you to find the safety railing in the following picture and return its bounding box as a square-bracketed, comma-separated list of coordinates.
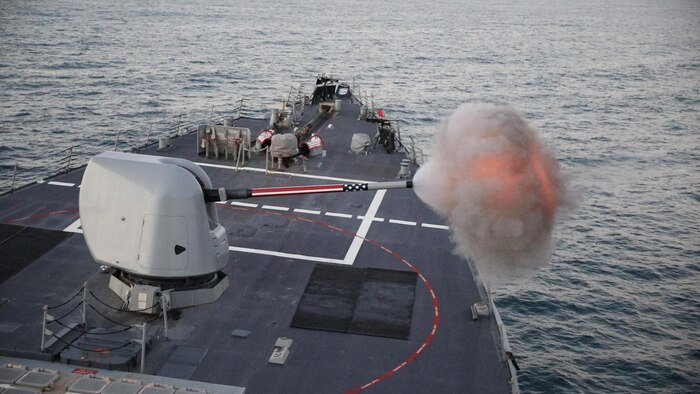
[0, 163, 18, 192]
[0, 99, 246, 196]
[487, 290, 520, 393]
[40, 281, 171, 374]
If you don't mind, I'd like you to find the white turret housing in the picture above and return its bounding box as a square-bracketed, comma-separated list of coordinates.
[79, 152, 230, 313]
[80, 152, 229, 278]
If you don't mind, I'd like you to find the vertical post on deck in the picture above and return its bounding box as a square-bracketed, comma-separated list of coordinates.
[81, 282, 87, 325]
[40, 305, 48, 351]
[160, 293, 170, 340]
[133, 323, 147, 374]
[10, 163, 18, 191]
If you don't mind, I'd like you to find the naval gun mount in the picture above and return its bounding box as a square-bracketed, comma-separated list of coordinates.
[80, 152, 230, 313]
[79, 152, 412, 314]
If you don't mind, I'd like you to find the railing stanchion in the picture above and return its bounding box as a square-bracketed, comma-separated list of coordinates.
[40, 305, 48, 351]
[132, 323, 147, 374]
[82, 282, 87, 325]
[10, 163, 17, 191]
[176, 113, 183, 135]
[161, 293, 170, 340]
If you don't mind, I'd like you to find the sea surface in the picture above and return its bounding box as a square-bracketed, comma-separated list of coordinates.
[1, 0, 698, 392]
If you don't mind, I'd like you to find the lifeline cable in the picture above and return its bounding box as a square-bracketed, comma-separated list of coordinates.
[88, 289, 161, 313]
[87, 304, 134, 329]
[88, 303, 162, 328]
[50, 300, 84, 322]
[50, 334, 136, 353]
[50, 317, 134, 336]
[47, 286, 84, 310]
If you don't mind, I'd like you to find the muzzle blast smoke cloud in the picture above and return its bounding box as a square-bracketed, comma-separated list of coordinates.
[413, 103, 572, 286]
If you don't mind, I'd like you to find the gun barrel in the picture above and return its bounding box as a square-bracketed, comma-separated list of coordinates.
[204, 180, 413, 202]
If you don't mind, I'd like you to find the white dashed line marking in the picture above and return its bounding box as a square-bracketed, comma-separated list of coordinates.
[357, 215, 385, 222]
[389, 219, 417, 226]
[421, 223, 449, 230]
[325, 212, 353, 218]
[261, 205, 289, 211]
[231, 202, 258, 208]
[48, 181, 75, 187]
[221, 203, 448, 230]
[294, 208, 321, 215]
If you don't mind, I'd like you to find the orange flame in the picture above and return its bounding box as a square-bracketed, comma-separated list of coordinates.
[469, 153, 520, 211]
[469, 148, 557, 228]
[529, 148, 557, 229]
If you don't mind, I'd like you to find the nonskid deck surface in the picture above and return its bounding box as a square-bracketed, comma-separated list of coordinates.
[0, 97, 511, 392]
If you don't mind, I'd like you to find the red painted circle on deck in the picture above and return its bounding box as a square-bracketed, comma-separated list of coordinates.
[225, 206, 440, 393]
[4, 206, 441, 392]
[0, 208, 78, 225]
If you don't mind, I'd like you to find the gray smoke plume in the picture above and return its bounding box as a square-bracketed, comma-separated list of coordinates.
[413, 103, 573, 286]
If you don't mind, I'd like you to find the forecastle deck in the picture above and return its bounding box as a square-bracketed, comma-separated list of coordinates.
[0, 94, 514, 393]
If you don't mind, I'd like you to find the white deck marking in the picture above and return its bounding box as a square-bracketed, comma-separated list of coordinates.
[389, 219, 417, 226]
[196, 162, 447, 230]
[421, 223, 450, 230]
[227, 201, 447, 230]
[343, 189, 386, 265]
[229, 246, 347, 265]
[48, 181, 75, 187]
[63, 218, 83, 233]
[194, 163, 447, 264]
[231, 201, 258, 208]
[325, 211, 353, 218]
[293, 208, 321, 215]
[261, 205, 289, 211]
[357, 215, 385, 222]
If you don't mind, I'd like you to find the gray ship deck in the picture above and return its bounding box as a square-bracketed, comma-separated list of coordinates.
[0, 95, 513, 393]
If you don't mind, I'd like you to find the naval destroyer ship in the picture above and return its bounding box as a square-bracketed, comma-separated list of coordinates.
[0, 76, 518, 393]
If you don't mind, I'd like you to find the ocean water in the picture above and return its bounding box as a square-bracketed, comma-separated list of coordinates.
[1, 0, 699, 392]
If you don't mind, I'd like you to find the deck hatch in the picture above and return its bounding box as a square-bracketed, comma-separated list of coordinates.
[0, 364, 27, 384]
[68, 375, 111, 393]
[103, 379, 144, 394]
[291, 265, 417, 339]
[14, 369, 60, 389]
